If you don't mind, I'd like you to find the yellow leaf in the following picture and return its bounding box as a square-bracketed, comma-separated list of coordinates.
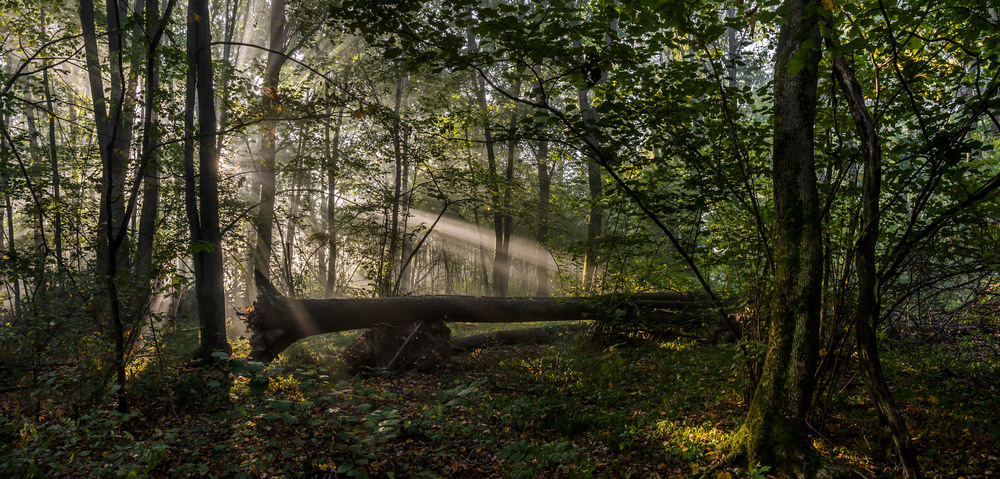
[717, 472, 733, 479]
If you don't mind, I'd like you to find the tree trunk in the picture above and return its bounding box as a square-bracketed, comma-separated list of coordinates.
[80, 0, 137, 277]
[283, 159, 301, 297]
[254, 0, 289, 287]
[452, 325, 585, 352]
[247, 274, 711, 363]
[573, 20, 611, 293]
[42, 65, 62, 272]
[135, 0, 162, 286]
[731, 0, 826, 476]
[443, 250, 454, 295]
[185, 0, 231, 358]
[80, 0, 136, 413]
[385, 71, 408, 296]
[473, 209, 491, 294]
[536, 120, 551, 296]
[577, 88, 603, 291]
[325, 96, 343, 298]
[830, 40, 922, 478]
[492, 79, 521, 297]
[106, 0, 140, 273]
[397, 161, 416, 293]
[0, 91, 19, 315]
[215, 0, 247, 152]
[22, 89, 45, 257]
[727, 6, 738, 89]
[465, 29, 504, 297]
[317, 202, 326, 296]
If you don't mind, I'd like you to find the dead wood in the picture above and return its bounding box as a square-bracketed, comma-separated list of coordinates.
[451, 324, 588, 352]
[245, 272, 723, 365]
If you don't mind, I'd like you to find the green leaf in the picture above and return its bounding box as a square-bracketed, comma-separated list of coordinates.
[248, 377, 269, 395]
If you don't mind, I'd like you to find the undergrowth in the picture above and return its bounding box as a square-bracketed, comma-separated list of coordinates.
[1, 319, 998, 478]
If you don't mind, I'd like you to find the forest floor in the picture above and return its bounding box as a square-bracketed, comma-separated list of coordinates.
[2, 320, 999, 478]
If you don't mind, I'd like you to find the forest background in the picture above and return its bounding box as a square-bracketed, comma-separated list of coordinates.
[1, 0, 999, 477]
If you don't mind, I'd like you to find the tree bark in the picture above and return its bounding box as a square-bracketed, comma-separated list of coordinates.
[397, 161, 417, 293]
[185, 0, 231, 358]
[325, 93, 343, 298]
[42, 65, 62, 272]
[536, 136, 551, 296]
[80, 0, 135, 413]
[578, 88, 603, 291]
[727, 6, 739, 89]
[136, 0, 162, 286]
[215, 0, 246, 152]
[107, 0, 140, 273]
[0, 79, 19, 315]
[465, 27, 504, 297]
[22, 89, 45, 257]
[473, 209, 491, 293]
[254, 0, 289, 287]
[492, 79, 521, 297]
[829, 41, 922, 478]
[384, 71, 409, 296]
[246, 274, 711, 363]
[283, 157, 301, 297]
[731, 0, 827, 476]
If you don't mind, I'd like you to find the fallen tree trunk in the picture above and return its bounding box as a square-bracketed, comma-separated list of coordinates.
[245, 272, 721, 363]
[451, 325, 588, 352]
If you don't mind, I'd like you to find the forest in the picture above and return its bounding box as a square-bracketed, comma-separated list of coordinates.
[1, 0, 999, 477]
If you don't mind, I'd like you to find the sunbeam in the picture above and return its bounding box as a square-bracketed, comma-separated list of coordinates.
[407, 209, 557, 271]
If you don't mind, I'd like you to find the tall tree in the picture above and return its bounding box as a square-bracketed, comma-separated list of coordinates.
[731, 0, 826, 475]
[828, 25, 921, 479]
[493, 78, 521, 297]
[578, 87, 602, 291]
[396, 159, 417, 294]
[185, 0, 231, 358]
[135, 0, 167, 289]
[383, 70, 408, 296]
[254, 0, 290, 290]
[79, 0, 147, 413]
[575, 9, 615, 292]
[41, 64, 62, 272]
[282, 149, 303, 297]
[325, 84, 344, 298]
[464, 25, 507, 296]
[0, 61, 19, 314]
[535, 131, 550, 296]
[79, 0, 139, 276]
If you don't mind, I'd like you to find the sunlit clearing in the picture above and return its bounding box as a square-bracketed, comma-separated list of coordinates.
[408, 209, 557, 270]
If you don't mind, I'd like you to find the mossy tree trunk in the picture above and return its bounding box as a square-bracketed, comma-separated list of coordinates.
[731, 0, 827, 476]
